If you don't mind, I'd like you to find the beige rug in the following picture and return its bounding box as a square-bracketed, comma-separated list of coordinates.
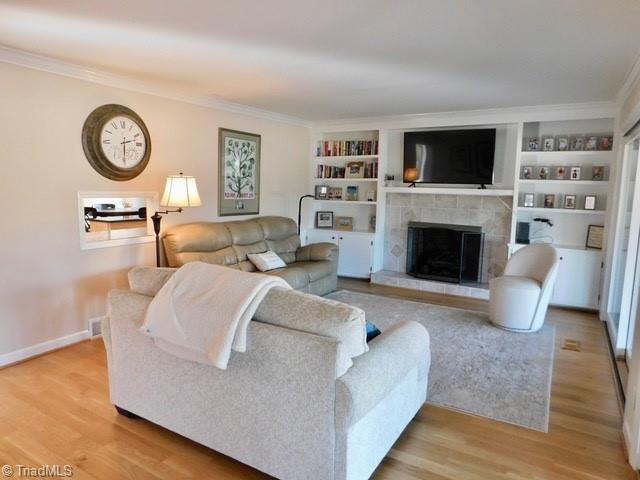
[327, 290, 556, 432]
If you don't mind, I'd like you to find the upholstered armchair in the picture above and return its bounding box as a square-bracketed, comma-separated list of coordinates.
[489, 244, 559, 333]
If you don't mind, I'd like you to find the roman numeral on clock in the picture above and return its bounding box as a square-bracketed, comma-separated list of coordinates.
[111, 121, 118, 129]
[103, 139, 111, 144]
[120, 120, 126, 129]
[136, 142, 142, 147]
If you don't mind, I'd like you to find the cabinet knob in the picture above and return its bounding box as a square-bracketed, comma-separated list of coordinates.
[339, 237, 343, 240]
[331, 236, 335, 240]
[559, 256, 564, 260]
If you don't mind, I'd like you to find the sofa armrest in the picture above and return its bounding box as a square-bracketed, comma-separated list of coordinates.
[335, 321, 430, 428]
[296, 242, 338, 262]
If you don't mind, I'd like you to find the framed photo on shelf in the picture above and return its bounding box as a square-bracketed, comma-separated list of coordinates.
[315, 211, 334, 229]
[557, 136, 569, 151]
[599, 136, 613, 151]
[315, 185, 330, 200]
[570, 166, 581, 180]
[345, 161, 365, 178]
[542, 136, 556, 152]
[366, 189, 376, 202]
[592, 166, 605, 181]
[544, 194, 555, 208]
[570, 135, 584, 151]
[538, 166, 550, 180]
[335, 216, 353, 231]
[555, 166, 567, 180]
[370, 215, 376, 232]
[526, 137, 539, 151]
[584, 195, 597, 210]
[563, 194, 576, 209]
[345, 185, 359, 201]
[523, 193, 535, 208]
[586, 225, 604, 249]
[328, 187, 343, 200]
[522, 166, 534, 179]
[585, 136, 598, 151]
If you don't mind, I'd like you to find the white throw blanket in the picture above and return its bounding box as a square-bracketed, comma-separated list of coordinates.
[140, 262, 291, 369]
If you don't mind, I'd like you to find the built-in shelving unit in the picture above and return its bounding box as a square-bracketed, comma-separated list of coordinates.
[382, 186, 514, 196]
[518, 207, 606, 215]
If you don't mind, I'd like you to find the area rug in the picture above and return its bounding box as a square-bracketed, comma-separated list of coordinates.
[326, 290, 556, 432]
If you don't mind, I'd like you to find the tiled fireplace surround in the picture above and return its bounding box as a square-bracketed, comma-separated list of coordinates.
[373, 192, 513, 299]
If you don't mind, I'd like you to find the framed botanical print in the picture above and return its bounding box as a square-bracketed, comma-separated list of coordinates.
[218, 128, 261, 216]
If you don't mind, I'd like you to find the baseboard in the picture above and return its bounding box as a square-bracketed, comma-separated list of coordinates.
[0, 330, 91, 368]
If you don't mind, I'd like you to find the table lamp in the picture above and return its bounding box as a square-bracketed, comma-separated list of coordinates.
[152, 172, 202, 266]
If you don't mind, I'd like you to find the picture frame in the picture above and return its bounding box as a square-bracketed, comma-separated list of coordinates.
[345, 161, 365, 179]
[599, 136, 613, 151]
[542, 136, 556, 152]
[366, 189, 376, 202]
[522, 166, 534, 179]
[569, 135, 584, 151]
[570, 166, 581, 180]
[586, 224, 604, 249]
[346, 185, 359, 201]
[555, 166, 567, 180]
[592, 166, 605, 181]
[538, 166, 550, 180]
[563, 194, 576, 209]
[557, 136, 569, 151]
[335, 216, 353, 231]
[523, 193, 535, 208]
[218, 128, 261, 216]
[526, 137, 539, 152]
[585, 136, 598, 151]
[544, 194, 555, 208]
[584, 195, 597, 210]
[315, 211, 334, 229]
[370, 215, 376, 232]
[315, 185, 330, 200]
[328, 187, 343, 200]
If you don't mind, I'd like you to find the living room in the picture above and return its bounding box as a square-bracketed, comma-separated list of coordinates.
[1, 1, 640, 479]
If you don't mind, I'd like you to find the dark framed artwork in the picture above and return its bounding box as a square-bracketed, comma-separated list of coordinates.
[586, 225, 604, 249]
[218, 128, 261, 216]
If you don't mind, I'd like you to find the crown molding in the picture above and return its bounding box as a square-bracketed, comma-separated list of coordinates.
[617, 47, 640, 108]
[311, 101, 618, 131]
[0, 45, 311, 127]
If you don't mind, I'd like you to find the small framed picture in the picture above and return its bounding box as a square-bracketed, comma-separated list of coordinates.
[538, 166, 550, 180]
[335, 216, 353, 231]
[570, 135, 584, 151]
[315, 211, 334, 229]
[366, 189, 376, 202]
[599, 136, 613, 151]
[542, 136, 556, 151]
[584, 195, 597, 210]
[586, 224, 604, 249]
[570, 166, 581, 180]
[592, 166, 605, 181]
[557, 136, 569, 151]
[563, 194, 576, 209]
[522, 166, 534, 179]
[555, 166, 567, 180]
[526, 137, 539, 151]
[544, 194, 555, 208]
[370, 215, 376, 232]
[345, 161, 365, 178]
[345, 185, 359, 201]
[328, 187, 343, 200]
[315, 185, 329, 200]
[585, 136, 598, 151]
[523, 193, 535, 207]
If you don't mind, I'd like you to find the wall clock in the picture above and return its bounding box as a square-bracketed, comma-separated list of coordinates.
[81, 104, 151, 181]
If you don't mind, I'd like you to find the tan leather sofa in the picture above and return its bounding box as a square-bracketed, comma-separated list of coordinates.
[163, 216, 338, 296]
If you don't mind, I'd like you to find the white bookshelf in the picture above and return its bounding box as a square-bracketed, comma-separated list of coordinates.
[516, 207, 606, 215]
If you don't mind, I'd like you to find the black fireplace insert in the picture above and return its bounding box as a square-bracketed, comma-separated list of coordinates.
[406, 222, 484, 284]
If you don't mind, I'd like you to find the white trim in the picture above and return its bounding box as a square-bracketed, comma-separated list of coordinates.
[0, 330, 91, 368]
[617, 48, 640, 109]
[0, 45, 311, 127]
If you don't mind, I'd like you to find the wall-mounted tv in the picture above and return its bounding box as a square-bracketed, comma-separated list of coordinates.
[403, 128, 496, 186]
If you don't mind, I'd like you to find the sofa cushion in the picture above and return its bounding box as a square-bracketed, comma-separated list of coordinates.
[254, 287, 368, 359]
[294, 261, 335, 282]
[248, 251, 287, 272]
[163, 223, 234, 267]
[257, 217, 300, 264]
[128, 266, 177, 297]
[264, 267, 310, 290]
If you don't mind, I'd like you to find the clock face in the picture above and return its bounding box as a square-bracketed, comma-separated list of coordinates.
[100, 115, 147, 168]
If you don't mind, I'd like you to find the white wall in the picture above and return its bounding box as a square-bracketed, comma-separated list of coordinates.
[0, 61, 309, 360]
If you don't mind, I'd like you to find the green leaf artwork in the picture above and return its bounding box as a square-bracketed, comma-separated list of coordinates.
[224, 137, 256, 199]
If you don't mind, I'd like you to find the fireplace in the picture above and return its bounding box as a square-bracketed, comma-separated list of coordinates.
[406, 222, 484, 284]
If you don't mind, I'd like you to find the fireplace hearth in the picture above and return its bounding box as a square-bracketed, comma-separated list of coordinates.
[406, 222, 484, 284]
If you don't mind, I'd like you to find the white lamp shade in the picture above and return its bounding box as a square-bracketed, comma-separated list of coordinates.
[161, 174, 202, 208]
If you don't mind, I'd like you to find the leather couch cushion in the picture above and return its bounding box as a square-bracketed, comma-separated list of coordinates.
[265, 267, 310, 290]
[294, 261, 335, 282]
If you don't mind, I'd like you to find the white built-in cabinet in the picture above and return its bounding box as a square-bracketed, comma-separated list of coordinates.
[306, 229, 374, 278]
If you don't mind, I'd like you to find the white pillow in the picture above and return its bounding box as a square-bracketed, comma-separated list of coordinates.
[247, 251, 287, 272]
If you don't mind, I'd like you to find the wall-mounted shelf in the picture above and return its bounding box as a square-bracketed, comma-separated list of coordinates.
[314, 155, 378, 161]
[313, 199, 377, 205]
[382, 186, 514, 196]
[519, 179, 609, 185]
[516, 207, 606, 215]
[312, 178, 378, 182]
[520, 150, 614, 156]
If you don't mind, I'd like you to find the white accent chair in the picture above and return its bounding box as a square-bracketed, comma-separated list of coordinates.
[489, 244, 559, 332]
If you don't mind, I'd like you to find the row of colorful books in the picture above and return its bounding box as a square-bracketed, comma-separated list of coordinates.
[315, 161, 378, 179]
[316, 140, 378, 157]
[316, 165, 346, 178]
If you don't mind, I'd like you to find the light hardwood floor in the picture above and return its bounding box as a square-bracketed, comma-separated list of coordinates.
[0, 279, 635, 479]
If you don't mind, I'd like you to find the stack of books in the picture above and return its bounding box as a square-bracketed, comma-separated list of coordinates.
[316, 165, 346, 178]
[316, 140, 378, 157]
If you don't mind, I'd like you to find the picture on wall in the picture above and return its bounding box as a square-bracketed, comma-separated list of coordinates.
[218, 128, 261, 216]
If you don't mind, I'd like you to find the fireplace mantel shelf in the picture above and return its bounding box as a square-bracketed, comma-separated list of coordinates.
[382, 186, 514, 196]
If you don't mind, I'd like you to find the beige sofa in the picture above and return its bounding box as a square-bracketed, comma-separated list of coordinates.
[163, 216, 338, 296]
[104, 267, 430, 480]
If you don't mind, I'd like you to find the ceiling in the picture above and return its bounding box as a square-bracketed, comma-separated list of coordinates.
[1, 0, 639, 121]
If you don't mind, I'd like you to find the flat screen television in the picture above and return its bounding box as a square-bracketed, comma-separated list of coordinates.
[403, 128, 496, 185]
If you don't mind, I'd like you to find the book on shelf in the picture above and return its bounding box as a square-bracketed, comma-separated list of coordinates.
[316, 139, 378, 157]
[316, 160, 378, 179]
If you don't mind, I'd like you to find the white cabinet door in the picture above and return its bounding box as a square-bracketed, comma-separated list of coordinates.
[552, 248, 602, 309]
[336, 232, 374, 278]
[306, 229, 338, 245]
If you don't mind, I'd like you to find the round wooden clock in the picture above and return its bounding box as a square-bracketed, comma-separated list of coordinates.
[81, 104, 151, 181]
